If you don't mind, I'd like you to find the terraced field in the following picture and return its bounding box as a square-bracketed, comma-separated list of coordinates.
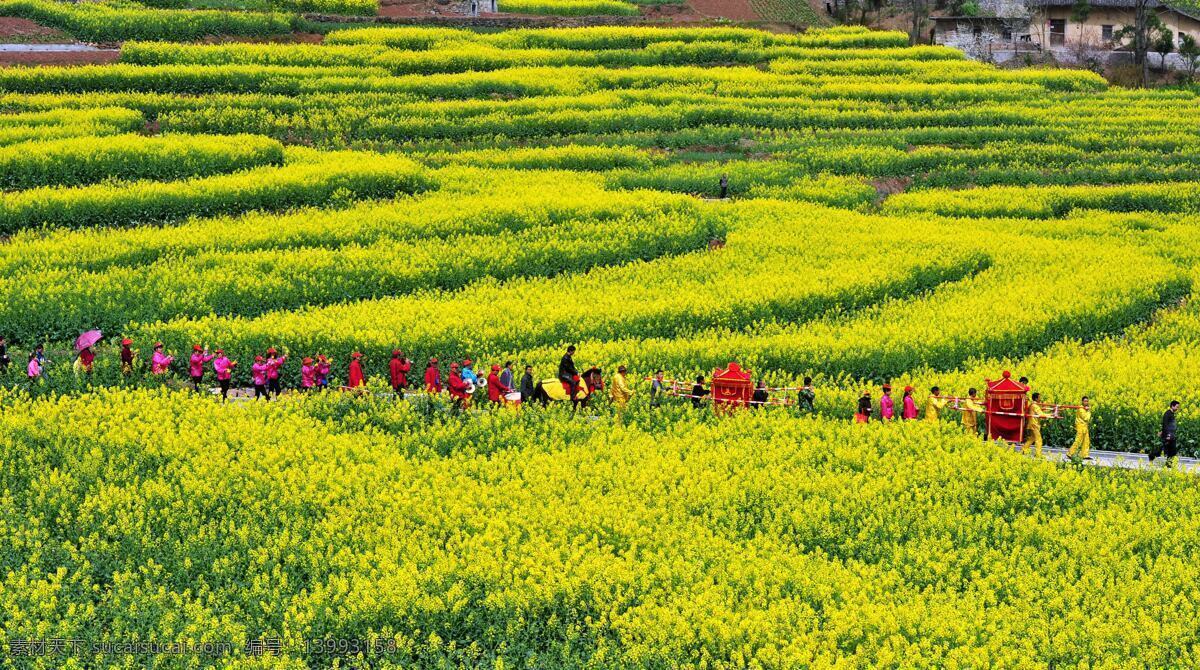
[3, 23, 1200, 669]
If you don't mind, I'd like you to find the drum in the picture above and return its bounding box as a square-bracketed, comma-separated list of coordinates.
[505, 391, 522, 403]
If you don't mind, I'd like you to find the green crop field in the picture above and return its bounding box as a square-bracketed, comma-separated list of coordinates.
[1, 20, 1200, 669]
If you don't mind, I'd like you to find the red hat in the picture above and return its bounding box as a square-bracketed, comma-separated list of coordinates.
[392, 349, 401, 356]
[255, 355, 264, 362]
[904, 385, 913, 392]
[193, 344, 202, 351]
[215, 349, 224, 354]
[430, 356, 438, 363]
[303, 357, 313, 365]
[267, 347, 277, 355]
[882, 384, 891, 391]
[491, 364, 500, 371]
[450, 362, 459, 369]
[463, 358, 472, 366]
[351, 352, 362, 359]
[122, 338, 133, 346]
[153, 342, 163, 349]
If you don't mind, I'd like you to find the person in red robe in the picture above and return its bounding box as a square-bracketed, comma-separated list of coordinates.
[389, 350, 410, 393]
[347, 352, 365, 389]
[446, 362, 470, 410]
[487, 364, 511, 406]
[424, 357, 441, 393]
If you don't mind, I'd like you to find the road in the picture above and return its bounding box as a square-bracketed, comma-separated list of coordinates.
[1031, 445, 1199, 472]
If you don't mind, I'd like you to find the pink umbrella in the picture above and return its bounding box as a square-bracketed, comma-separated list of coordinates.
[75, 329, 102, 352]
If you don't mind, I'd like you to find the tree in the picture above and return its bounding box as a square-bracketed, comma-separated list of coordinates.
[1070, 0, 1091, 45]
[1150, 16, 1174, 70]
[1180, 33, 1200, 80]
[898, 0, 932, 44]
[1114, 5, 1162, 85]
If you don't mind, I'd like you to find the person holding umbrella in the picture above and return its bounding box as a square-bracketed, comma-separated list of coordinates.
[73, 330, 102, 376]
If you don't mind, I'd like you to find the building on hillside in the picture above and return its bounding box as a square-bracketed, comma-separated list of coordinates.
[932, 0, 1200, 67]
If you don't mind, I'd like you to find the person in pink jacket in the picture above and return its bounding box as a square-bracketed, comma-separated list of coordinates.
[902, 385, 919, 420]
[189, 345, 214, 391]
[213, 350, 236, 400]
[150, 342, 174, 375]
[26, 351, 41, 381]
[300, 357, 317, 390]
[316, 355, 331, 389]
[879, 384, 895, 422]
[251, 355, 270, 399]
[265, 346, 286, 398]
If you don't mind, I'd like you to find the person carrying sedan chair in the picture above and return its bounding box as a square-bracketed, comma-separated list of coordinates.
[1066, 396, 1092, 460]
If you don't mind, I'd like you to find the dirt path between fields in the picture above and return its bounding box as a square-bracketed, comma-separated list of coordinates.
[688, 0, 759, 20]
[0, 46, 120, 66]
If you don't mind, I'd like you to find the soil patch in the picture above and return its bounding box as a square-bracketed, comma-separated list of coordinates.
[688, 0, 759, 21]
[0, 17, 71, 43]
[0, 50, 120, 66]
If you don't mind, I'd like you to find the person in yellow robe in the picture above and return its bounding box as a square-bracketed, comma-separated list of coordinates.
[924, 386, 948, 422]
[610, 365, 634, 408]
[960, 387, 985, 437]
[1023, 392, 1052, 457]
[1066, 395, 1092, 460]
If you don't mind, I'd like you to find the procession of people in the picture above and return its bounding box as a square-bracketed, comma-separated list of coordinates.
[4, 332, 1187, 465]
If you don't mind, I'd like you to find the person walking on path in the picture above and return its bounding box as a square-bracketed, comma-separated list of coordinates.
[520, 365, 535, 404]
[347, 352, 366, 389]
[752, 381, 769, 408]
[266, 347, 286, 398]
[150, 342, 174, 375]
[879, 384, 895, 421]
[390, 350, 411, 393]
[611, 365, 634, 408]
[26, 350, 41, 382]
[961, 388, 985, 437]
[499, 361, 515, 397]
[719, 174, 729, 199]
[189, 345, 213, 391]
[317, 355, 332, 389]
[797, 377, 815, 413]
[855, 390, 872, 422]
[424, 357, 442, 394]
[1066, 396, 1092, 460]
[1023, 392, 1051, 457]
[301, 357, 317, 391]
[446, 362, 470, 410]
[120, 338, 137, 377]
[901, 386, 919, 420]
[75, 346, 95, 376]
[32, 344, 49, 382]
[924, 386, 948, 422]
[650, 370, 666, 408]
[487, 364, 510, 406]
[690, 375, 709, 409]
[251, 356, 270, 399]
[213, 350, 235, 400]
[1151, 400, 1181, 465]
